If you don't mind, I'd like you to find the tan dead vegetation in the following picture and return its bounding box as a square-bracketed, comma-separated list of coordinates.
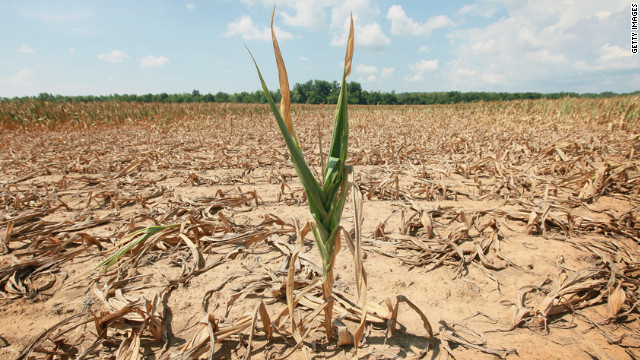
[0, 96, 639, 359]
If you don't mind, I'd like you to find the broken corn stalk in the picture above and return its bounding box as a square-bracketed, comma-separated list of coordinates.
[248, 8, 354, 341]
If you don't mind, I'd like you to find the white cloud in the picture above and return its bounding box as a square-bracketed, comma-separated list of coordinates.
[228, 0, 637, 92]
[281, 0, 326, 30]
[588, 43, 639, 71]
[380, 67, 395, 78]
[224, 16, 293, 41]
[140, 55, 170, 68]
[356, 64, 379, 75]
[355, 65, 394, 82]
[186, 3, 195, 10]
[298, 56, 308, 61]
[574, 61, 589, 71]
[329, 0, 380, 30]
[516, 28, 546, 49]
[328, 0, 390, 51]
[387, 5, 454, 36]
[357, 22, 391, 51]
[404, 73, 423, 82]
[98, 50, 128, 63]
[358, 75, 378, 83]
[0, 68, 37, 96]
[244, 0, 348, 32]
[405, 59, 438, 82]
[231, 1, 389, 50]
[470, 39, 497, 54]
[482, 73, 506, 84]
[445, 0, 638, 91]
[456, 4, 477, 16]
[455, 3, 497, 18]
[410, 59, 438, 72]
[451, 68, 476, 78]
[18, 44, 35, 54]
[330, 19, 390, 52]
[1, 68, 35, 85]
[598, 43, 631, 62]
[69, 48, 75, 54]
[533, 49, 567, 64]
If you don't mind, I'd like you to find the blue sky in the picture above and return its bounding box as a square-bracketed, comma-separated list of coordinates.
[0, 0, 637, 97]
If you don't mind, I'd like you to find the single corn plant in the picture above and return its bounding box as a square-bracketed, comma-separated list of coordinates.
[247, 9, 354, 341]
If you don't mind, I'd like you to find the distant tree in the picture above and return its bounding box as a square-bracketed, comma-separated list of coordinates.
[190, 89, 202, 102]
[347, 81, 362, 104]
[447, 91, 462, 103]
[37, 93, 54, 102]
[272, 89, 282, 103]
[9, 85, 636, 105]
[382, 91, 397, 105]
[233, 91, 251, 103]
[292, 80, 312, 103]
[307, 80, 332, 104]
[215, 91, 230, 103]
[326, 81, 340, 104]
[202, 93, 215, 102]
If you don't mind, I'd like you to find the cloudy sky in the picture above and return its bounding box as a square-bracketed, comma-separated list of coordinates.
[0, 0, 637, 97]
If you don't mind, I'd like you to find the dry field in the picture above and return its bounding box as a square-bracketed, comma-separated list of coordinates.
[1, 98, 639, 360]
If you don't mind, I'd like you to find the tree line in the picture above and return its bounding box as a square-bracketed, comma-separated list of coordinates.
[3, 80, 638, 105]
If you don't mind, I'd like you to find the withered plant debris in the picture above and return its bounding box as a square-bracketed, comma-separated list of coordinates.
[1, 94, 639, 359]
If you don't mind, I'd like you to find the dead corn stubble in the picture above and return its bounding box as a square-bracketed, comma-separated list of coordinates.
[0, 98, 639, 359]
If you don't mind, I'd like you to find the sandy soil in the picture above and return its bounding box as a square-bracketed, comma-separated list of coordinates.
[1, 102, 639, 360]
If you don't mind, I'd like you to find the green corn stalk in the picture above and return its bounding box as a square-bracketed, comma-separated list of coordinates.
[248, 9, 354, 341]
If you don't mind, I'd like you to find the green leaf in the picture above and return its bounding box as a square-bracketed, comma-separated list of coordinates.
[246, 46, 327, 220]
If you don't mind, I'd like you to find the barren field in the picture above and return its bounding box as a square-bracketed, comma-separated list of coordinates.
[1, 99, 639, 360]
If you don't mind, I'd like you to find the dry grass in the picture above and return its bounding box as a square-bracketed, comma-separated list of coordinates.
[0, 97, 639, 359]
